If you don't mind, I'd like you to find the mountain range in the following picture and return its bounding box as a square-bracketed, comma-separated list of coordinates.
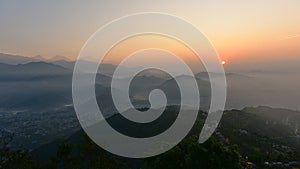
[1, 52, 300, 111]
[0, 53, 71, 65]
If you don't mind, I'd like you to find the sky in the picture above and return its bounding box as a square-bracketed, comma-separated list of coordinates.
[0, 0, 300, 66]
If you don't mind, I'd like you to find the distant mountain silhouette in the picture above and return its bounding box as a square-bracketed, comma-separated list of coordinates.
[1, 54, 300, 110]
[0, 53, 72, 65]
[0, 53, 39, 64]
[0, 61, 148, 112]
[0, 62, 71, 81]
[32, 55, 46, 61]
[48, 55, 71, 62]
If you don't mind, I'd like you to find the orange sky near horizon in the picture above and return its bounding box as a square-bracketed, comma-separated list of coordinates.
[100, 30, 300, 66]
[102, 35, 200, 65]
[0, 0, 299, 64]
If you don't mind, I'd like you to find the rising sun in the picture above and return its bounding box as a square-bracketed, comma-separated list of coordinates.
[221, 61, 226, 65]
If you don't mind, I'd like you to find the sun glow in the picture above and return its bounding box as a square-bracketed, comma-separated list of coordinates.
[221, 61, 226, 65]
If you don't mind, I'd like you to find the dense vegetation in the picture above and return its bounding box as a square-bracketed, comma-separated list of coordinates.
[1, 131, 243, 169]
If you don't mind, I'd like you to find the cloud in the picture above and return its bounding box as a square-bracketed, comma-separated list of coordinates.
[280, 34, 300, 41]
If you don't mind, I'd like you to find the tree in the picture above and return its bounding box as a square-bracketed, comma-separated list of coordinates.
[0, 129, 35, 169]
[143, 135, 243, 169]
[43, 134, 123, 169]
